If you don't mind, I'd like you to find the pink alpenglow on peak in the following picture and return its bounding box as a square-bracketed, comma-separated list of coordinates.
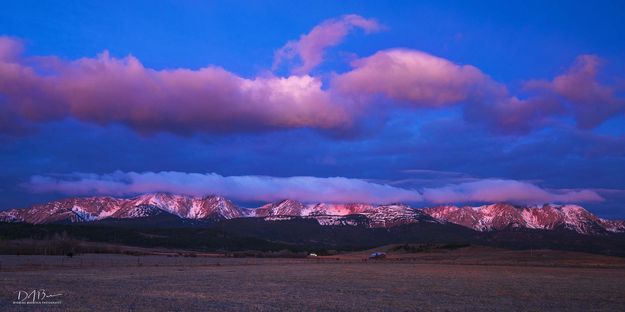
[1, 194, 623, 235]
[422, 203, 625, 235]
[0, 193, 244, 224]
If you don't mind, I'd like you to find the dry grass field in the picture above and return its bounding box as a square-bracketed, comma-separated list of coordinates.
[1, 247, 625, 311]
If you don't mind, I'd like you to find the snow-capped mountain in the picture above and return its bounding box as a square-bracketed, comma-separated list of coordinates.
[123, 193, 244, 219]
[422, 203, 625, 235]
[253, 200, 373, 218]
[252, 199, 308, 217]
[252, 200, 435, 228]
[1, 194, 624, 235]
[0, 196, 125, 224]
[0, 193, 244, 224]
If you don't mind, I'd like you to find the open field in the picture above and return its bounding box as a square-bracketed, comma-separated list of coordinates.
[1, 248, 625, 311]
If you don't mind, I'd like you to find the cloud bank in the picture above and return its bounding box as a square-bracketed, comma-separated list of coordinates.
[1, 14, 623, 137]
[422, 179, 603, 204]
[26, 171, 423, 204]
[25, 171, 603, 205]
[0, 37, 349, 135]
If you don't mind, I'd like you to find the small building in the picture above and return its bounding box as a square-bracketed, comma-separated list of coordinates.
[368, 252, 386, 260]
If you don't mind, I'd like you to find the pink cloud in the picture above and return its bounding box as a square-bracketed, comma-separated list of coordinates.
[0, 36, 23, 60]
[0, 37, 350, 135]
[423, 179, 603, 204]
[525, 55, 625, 129]
[273, 14, 382, 75]
[25, 172, 603, 205]
[2, 28, 623, 137]
[469, 55, 625, 134]
[333, 49, 625, 134]
[331, 48, 560, 133]
[333, 49, 501, 107]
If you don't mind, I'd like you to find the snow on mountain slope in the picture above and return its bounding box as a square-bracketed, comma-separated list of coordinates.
[601, 219, 625, 233]
[302, 203, 372, 216]
[252, 201, 439, 228]
[120, 193, 244, 220]
[0, 197, 124, 224]
[252, 201, 432, 228]
[253, 201, 373, 217]
[253, 199, 306, 217]
[0, 193, 245, 224]
[358, 204, 438, 228]
[1, 194, 623, 235]
[113, 204, 168, 218]
[202, 195, 244, 219]
[422, 203, 624, 235]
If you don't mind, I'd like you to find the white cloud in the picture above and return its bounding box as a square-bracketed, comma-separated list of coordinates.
[26, 172, 603, 205]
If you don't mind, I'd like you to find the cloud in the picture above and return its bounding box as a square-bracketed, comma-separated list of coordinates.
[467, 55, 625, 134]
[0, 37, 350, 135]
[333, 49, 501, 107]
[332, 48, 560, 134]
[525, 55, 625, 129]
[0, 36, 22, 60]
[25, 171, 603, 205]
[25, 171, 423, 204]
[334, 49, 625, 134]
[422, 179, 603, 204]
[330, 48, 563, 134]
[273, 14, 382, 74]
[330, 48, 561, 134]
[2, 20, 624, 138]
[463, 95, 566, 134]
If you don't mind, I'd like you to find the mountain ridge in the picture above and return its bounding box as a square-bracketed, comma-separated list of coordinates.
[1, 193, 624, 235]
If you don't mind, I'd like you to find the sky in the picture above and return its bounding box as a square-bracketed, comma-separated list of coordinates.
[1, 0, 624, 218]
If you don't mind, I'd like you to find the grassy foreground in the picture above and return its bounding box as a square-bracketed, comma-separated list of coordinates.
[1, 247, 625, 311]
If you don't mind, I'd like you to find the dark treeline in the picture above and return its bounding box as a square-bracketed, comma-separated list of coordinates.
[2, 218, 625, 257]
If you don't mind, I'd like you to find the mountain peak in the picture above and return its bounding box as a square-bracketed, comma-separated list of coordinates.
[422, 203, 623, 234]
[0, 194, 623, 235]
[254, 199, 305, 217]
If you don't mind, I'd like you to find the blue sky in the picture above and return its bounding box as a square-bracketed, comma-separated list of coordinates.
[1, 1, 624, 217]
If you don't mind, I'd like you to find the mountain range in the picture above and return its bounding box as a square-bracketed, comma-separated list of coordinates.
[1, 193, 624, 235]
